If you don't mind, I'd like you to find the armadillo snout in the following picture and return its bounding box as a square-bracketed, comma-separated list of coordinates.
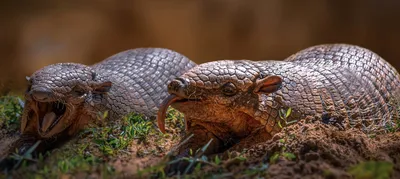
[168, 77, 187, 96]
[30, 86, 53, 101]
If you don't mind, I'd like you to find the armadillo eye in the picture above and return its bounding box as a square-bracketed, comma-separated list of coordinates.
[72, 86, 86, 97]
[222, 82, 237, 96]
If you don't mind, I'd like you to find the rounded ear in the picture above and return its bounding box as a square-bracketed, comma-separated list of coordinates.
[92, 81, 112, 93]
[90, 71, 112, 93]
[253, 75, 282, 94]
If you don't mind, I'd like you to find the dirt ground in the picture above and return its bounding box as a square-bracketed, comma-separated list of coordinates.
[1, 112, 400, 179]
[237, 120, 400, 179]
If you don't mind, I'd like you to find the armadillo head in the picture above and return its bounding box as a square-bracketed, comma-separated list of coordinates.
[157, 60, 284, 137]
[21, 63, 112, 138]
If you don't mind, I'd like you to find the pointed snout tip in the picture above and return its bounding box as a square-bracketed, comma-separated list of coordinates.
[167, 77, 187, 95]
[30, 86, 53, 101]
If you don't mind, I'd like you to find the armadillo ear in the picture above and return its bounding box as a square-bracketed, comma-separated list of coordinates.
[93, 81, 112, 93]
[90, 71, 112, 93]
[253, 75, 282, 94]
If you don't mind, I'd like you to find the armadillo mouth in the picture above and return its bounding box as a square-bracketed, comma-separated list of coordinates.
[157, 94, 202, 133]
[34, 101, 67, 135]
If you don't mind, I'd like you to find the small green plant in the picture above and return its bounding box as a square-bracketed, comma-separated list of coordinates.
[90, 111, 152, 155]
[278, 107, 296, 128]
[56, 153, 98, 173]
[214, 155, 221, 165]
[9, 140, 41, 170]
[0, 95, 24, 129]
[269, 138, 296, 164]
[122, 113, 152, 140]
[269, 151, 296, 164]
[164, 107, 186, 133]
[282, 152, 296, 160]
[269, 152, 280, 164]
[348, 161, 393, 179]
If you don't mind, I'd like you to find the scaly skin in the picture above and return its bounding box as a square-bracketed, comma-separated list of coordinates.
[5, 48, 196, 162]
[157, 44, 400, 175]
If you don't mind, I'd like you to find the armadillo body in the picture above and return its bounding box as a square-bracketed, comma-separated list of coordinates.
[10, 48, 195, 158]
[283, 45, 400, 133]
[0, 48, 195, 170]
[158, 44, 400, 160]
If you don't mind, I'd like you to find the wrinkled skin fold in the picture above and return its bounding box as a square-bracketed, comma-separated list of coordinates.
[157, 44, 400, 175]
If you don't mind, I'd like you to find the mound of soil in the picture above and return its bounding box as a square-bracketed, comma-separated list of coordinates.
[236, 120, 400, 179]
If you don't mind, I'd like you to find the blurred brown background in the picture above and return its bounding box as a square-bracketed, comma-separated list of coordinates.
[1, 0, 400, 94]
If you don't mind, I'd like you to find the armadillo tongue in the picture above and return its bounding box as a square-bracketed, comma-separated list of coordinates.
[157, 94, 182, 133]
[41, 112, 56, 132]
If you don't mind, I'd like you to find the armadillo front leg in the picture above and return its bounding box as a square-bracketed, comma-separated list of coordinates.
[229, 127, 274, 151]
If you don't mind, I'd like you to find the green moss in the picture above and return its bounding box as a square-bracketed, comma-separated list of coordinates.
[348, 161, 393, 179]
